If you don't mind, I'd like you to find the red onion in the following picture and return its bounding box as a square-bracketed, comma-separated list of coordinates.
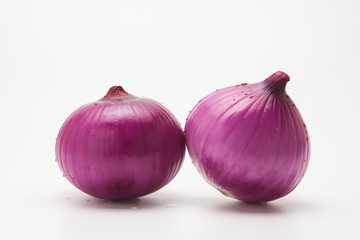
[55, 86, 185, 200]
[185, 72, 310, 203]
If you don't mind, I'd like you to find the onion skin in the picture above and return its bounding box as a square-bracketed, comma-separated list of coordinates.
[55, 86, 185, 200]
[185, 72, 310, 203]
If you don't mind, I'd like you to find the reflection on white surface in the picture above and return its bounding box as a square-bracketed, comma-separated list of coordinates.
[4, 187, 355, 240]
[3, 186, 345, 240]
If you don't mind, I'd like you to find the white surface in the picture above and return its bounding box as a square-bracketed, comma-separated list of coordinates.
[1, 0, 360, 239]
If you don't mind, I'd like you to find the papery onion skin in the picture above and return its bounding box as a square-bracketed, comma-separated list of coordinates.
[185, 72, 310, 203]
[55, 86, 185, 200]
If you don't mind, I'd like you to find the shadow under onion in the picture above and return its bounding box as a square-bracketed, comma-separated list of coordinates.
[65, 194, 166, 210]
[215, 200, 287, 214]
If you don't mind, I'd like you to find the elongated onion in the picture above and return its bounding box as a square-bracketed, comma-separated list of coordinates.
[185, 72, 310, 202]
[55, 86, 185, 200]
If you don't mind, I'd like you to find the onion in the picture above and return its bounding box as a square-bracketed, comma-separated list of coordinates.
[55, 86, 185, 200]
[185, 72, 310, 203]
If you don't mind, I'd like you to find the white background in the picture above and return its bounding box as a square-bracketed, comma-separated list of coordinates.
[1, 0, 359, 239]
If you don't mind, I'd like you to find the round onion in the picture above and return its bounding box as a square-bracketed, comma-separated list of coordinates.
[185, 72, 310, 203]
[55, 86, 185, 200]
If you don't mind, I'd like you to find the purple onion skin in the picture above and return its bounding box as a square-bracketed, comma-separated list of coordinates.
[55, 87, 185, 200]
[185, 72, 310, 203]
